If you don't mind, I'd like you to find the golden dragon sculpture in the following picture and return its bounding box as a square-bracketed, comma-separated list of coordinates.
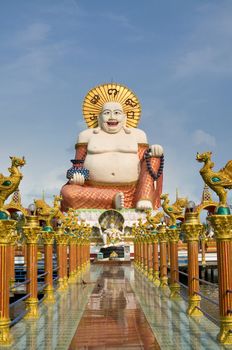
[144, 210, 164, 230]
[35, 195, 64, 227]
[0, 156, 26, 210]
[196, 151, 232, 207]
[160, 193, 188, 227]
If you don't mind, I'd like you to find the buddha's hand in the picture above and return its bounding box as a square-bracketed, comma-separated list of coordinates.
[69, 173, 85, 185]
[150, 144, 164, 157]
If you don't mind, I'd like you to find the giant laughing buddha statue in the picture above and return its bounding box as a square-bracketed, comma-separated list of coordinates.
[61, 83, 164, 211]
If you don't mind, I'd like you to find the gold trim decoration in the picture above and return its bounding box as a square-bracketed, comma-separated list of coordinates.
[85, 180, 137, 187]
[82, 83, 141, 128]
[138, 143, 149, 147]
[75, 143, 88, 149]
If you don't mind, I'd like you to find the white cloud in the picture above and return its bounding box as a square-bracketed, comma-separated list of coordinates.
[20, 166, 67, 206]
[15, 23, 51, 45]
[174, 3, 232, 77]
[102, 13, 133, 29]
[193, 129, 216, 147]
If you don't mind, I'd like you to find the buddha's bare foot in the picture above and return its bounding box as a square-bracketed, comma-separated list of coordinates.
[114, 192, 124, 209]
[136, 199, 153, 210]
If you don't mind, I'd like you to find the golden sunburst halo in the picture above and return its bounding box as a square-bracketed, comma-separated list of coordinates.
[82, 83, 141, 128]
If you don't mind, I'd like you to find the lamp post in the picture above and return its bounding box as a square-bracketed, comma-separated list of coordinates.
[133, 235, 138, 266]
[167, 226, 181, 299]
[209, 214, 232, 344]
[138, 236, 143, 271]
[9, 230, 19, 290]
[23, 204, 41, 319]
[151, 230, 160, 286]
[147, 233, 153, 281]
[157, 224, 168, 288]
[182, 201, 203, 317]
[200, 227, 207, 267]
[143, 235, 148, 275]
[68, 233, 77, 283]
[42, 225, 55, 304]
[55, 227, 69, 291]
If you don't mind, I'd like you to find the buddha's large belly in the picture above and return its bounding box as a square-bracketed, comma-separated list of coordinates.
[84, 153, 140, 183]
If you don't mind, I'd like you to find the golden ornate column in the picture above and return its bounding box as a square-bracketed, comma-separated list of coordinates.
[152, 233, 160, 286]
[157, 224, 168, 288]
[79, 239, 84, 272]
[77, 239, 81, 274]
[133, 237, 137, 266]
[83, 241, 87, 268]
[138, 238, 142, 269]
[167, 227, 181, 299]
[136, 238, 139, 267]
[68, 235, 77, 283]
[55, 227, 69, 292]
[200, 228, 207, 267]
[9, 231, 19, 290]
[182, 212, 203, 317]
[0, 218, 16, 345]
[210, 215, 232, 344]
[147, 236, 153, 281]
[84, 239, 89, 268]
[23, 216, 41, 319]
[42, 227, 55, 303]
[167, 240, 171, 267]
[143, 237, 147, 275]
[74, 237, 78, 275]
[63, 235, 69, 287]
[138, 235, 143, 271]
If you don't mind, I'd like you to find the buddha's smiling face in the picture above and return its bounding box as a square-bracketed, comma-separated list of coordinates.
[99, 102, 126, 133]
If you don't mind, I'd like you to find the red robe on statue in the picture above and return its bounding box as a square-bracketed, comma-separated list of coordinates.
[61, 143, 163, 210]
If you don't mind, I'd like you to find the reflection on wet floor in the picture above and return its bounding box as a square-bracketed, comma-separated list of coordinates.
[69, 265, 160, 349]
[6, 264, 224, 350]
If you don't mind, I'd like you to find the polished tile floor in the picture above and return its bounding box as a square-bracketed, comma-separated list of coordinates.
[3, 264, 229, 350]
[69, 266, 160, 349]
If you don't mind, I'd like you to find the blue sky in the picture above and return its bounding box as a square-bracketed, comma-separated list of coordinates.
[1, 0, 232, 208]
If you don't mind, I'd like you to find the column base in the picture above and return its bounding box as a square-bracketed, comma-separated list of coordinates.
[169, 283, 181, 300]
[217, 316, 232, 344]
[24, 297, 39, 319]
[77, 267, 82, 275]
[201, 259, 206, 267]
[10, 278, 16, 292]
[153, 272, 160, 287]
[0, 318, 12, 345]
[68, 272, 77, 284]
[142, 266, 148, 276]
[160, 276, 169, 288]
[148, 268, 154, 281]
[57, 278, 68, 292]
[187, 294, 203, 317]
[63, 276, 69, 288]
[43, 286, 55, 304]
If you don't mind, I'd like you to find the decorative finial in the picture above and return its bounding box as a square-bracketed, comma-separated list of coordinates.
[201, 184, 213, 203]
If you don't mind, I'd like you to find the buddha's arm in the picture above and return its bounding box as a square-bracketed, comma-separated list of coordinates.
[135, 144, 163, 210]
[74, 129, 92, 164]
[74, 143, 88, 166]
[66, 143, 88, 185]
